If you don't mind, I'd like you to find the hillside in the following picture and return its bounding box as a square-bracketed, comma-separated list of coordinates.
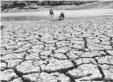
[1, 1, 113, 13]
[75, 1, 113, 10]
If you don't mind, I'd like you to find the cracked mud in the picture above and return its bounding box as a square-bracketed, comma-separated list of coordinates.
[1, 18, 113, 82]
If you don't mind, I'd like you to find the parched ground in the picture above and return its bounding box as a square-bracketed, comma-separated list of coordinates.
[1, 18, 113, 82]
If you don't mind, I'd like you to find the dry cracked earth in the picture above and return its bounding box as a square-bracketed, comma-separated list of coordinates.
[1, 18, 113, 82]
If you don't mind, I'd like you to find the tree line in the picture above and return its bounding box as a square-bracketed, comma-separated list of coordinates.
[1, 1, 97, 11]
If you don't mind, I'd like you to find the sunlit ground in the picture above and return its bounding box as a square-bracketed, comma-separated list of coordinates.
[1, 17, 113, 82]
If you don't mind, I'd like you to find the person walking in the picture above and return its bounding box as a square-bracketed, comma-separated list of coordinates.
[49, 8, 54, 20]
